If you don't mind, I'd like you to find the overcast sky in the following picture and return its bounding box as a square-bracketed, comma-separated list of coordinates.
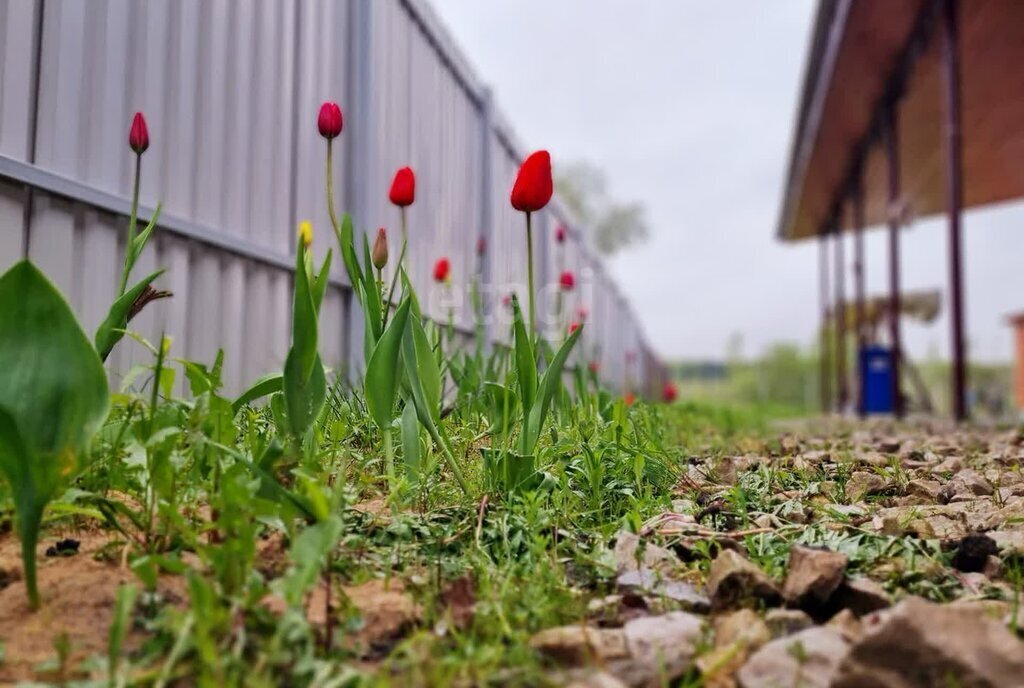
[431, 0, 1023, 364]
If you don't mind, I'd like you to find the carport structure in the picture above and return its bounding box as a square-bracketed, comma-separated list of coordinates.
[777, 0, 1024, 421]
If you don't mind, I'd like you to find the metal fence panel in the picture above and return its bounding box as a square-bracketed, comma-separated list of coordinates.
[0, 0, 660, 396]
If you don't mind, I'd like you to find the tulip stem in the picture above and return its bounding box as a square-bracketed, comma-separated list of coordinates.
[118, 154, 142, 296]
[525, 212, 536, 343]
[325, 140, 340, 237]
[382, 208, 407, 329]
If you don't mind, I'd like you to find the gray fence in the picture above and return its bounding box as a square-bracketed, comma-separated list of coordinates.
[0, 0, 665, 398]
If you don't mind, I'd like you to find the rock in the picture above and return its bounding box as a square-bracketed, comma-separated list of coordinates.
[877, 438, 902, 454]
[706, 549, 781, 612]
[829, 577, 891, 617]
[948, 468, 994, 497]
[561, 669, 629, 688]
[989, 527, 1024, 556]
[832, 597, 1024, 687]
[781, 545, 848, 611]
[615, 568, 710, 613]
[906, 478, 941, 500]
[950, 533, 1000, 573]
[826, 609, 862, 642]
[530, 625, 628, 665]
[737, 627, 849, 688]
[697, 610, 771, 686]
[533, 612, 705, 687]
[613, 532, 678, 574]
[930, 456, 963, 475]
[844, 472, 887, 501]
[714, 608, 770, 650]
[614, 614, 704, 683]
[764, 609, 814, 638]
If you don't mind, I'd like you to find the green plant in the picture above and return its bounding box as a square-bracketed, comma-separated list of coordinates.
[0, 261, 110, 609]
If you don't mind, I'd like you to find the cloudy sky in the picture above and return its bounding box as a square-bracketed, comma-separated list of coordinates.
[431, 0, 1023, 364]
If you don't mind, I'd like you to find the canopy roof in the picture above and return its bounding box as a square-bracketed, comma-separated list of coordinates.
[778, 0, 1024, 241]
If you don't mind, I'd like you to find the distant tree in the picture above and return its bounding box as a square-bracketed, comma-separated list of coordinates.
[555, 161, 649, 255]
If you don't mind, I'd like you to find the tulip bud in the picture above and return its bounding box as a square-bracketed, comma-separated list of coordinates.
[662, 382, 678, 403]
[624, 393, 636, 407]
[129, 112, 149, 155]
[588, 360, 600, 375]
[372, 227, 388, 269]
[298, 221, 313, 249]
[318, 101, 343, 139]
[389, 167, 416, 207]
[568, 321, 580, 335]
[433, 257, 451, 283]
[555, 225, 566, 244]
[559, 270, 575, 291]
[510, 150, 553, 213]
[502, 294, 513, 309]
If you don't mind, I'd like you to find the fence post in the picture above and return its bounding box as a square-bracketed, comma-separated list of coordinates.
[343, 0, 374, 381]
[478, 87, 495, 350]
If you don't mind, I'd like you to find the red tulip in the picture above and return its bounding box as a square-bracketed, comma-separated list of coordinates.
[577, 306, 589, 321]
[624, 393, 636, 407]
[476, 236, 487, 257]
[568, 321, 580, 335]
[389, 166, 415, 207]
[555, 225, 566, 244]
[662, 382, 678, 403]
[588, 361, 600, 374]
[318, 101, 343, 139]
[502, 294, 513, 309]
[559, 271, 575, 291]
[129, 112, 149, 155]
[510, 150, 553, 213]
[433, 257, 451, 283]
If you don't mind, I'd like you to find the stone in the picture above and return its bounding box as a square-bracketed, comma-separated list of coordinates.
[713, 608, 771, 651]
[561, 669, 629, 688]
[990, 527, 1024, 556]
[530, 625, 629, 665]
[706, 549, 781, 612]
[844, 471, 887, 501]
[832, 597, 1024, 687]
[905, 478, 941, 500]
[825, 609, 862, 642]
[930, 455, 963, 475]
[764, 609, 814, 638]
[950, 533, 1000, 573]
[612, 532, 678, 574]
[737, 627, 849, 688]
[951, 468, 994, 496]
[828, 577, 891, 617]
[622, 610, 704, 667]
[781, 545, 848, 610]
[615, 568, 710, 613]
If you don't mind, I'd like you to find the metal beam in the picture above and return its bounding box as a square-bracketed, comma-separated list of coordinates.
[885, 107, 905, 419]
[834, 222, 847, 412]
[852, 182, 867, 417]
[820, 234, 832, 413]
[941, 0, 968, 422]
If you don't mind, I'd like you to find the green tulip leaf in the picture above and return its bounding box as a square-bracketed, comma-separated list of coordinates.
[510, 295, 536, 414]
[94, 268, 166, 362]
[364, 299, 412, 431]
[521, 324, 583, 456]
[232, 373, 284, 415]
[0, 261, 110, 609]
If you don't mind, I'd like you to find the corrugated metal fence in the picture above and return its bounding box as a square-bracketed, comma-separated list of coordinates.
[0, 0, 666, 398]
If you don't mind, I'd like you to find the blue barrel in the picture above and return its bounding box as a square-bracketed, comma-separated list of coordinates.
[860, 345, 894, 414]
